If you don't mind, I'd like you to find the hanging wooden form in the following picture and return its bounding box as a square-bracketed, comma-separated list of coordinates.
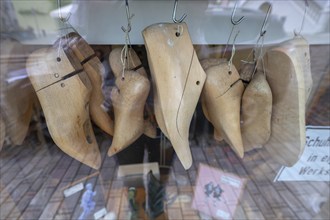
[239, 60, 256, 84]
[200, 58, 227, 142]
[109, 47, 148, 78]
[109, 47, 157, 139]
[63, 32, 114, 136]
[0, 38, 38, 146]
[143, 23, 206, 169]
[263, 40, 307, 166]
[1, 78, 36, 145]
[241, 71, 272, 152]
[26, 46, 101, 169]
[201, 62, 244, 158]
[0, 114, 5, 151]
[293, 36, 313, 103]
[200, 58, 227, 70]
[108, 71, 150, 156]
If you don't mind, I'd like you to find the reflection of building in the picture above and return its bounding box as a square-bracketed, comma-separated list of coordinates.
[11, 0, 59, 40]
[241, 0, 330, 34]
[0, 0, 20, 33]
[6, 0, 330, 44]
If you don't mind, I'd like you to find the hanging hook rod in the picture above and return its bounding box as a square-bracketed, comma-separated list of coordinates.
[57, 0, 71, 22]
[228, 30, 240, 72]
[172, 0, 187, 23]
[294, 0, 309, 36]
[231, 0, 245, 25]
[121, 0, 134, 33]
[260, 5, 271, 37]
[222, 0, 245, 58]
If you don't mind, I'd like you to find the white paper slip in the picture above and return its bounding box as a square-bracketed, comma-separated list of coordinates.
[94, 208, 107, 220]
[274, 126, 330, 182]
[101, 212, 116, 220]
[63, 183, 84, 197]
[216, 209, 230, 219]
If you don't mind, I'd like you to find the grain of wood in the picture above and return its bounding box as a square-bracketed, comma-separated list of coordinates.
[143, 23, 206, 170]
[239, 60, 256, 83]
[0, 39, 39, 146]
[241, 71, 272, 152]
[200, 58, 227, 142]
[109, 47, 148, 78]
[108, 70, 150, 156]
[109, 46, 157, 139]
[263, 41, 306, 167]
[282, 36, 313, 104]
[66, 33, 114, 136]
[201, 62, 244, 158]
[26, 46, 101, 169]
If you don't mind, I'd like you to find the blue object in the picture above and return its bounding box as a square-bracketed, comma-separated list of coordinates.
[78, 183, 96, 220]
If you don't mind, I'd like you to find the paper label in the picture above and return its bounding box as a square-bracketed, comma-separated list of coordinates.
[63, 183, 84, 197]
[94, 208, 107, 220]
[192, 164, 245, 220]
[216, 209, 230, 219]
[274, 126, 330, 182]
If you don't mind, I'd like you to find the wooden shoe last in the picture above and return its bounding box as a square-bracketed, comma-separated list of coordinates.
[26, 46, 101, 169]
[143, 23, 206, 169]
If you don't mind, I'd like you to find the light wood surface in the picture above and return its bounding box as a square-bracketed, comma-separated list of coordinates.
[201, 62, 244, 158]
[200, 58, 227, 142]
[263, 42, 306, 166]
[26, 46, 101, 169]
[239, 60, 256, 83]
[200, 58, 227, 70]
[0, 114, 5, 151]
[108, 70, 150, 156]
[143, 23, 206, 170]
[241, 71, 272, 152]
[109, 47, 148, 78]
[0, 38, 38, 145]
[279, 36, 313, 104]
[1, 78, 35, 145]
[109, 47, 157, 139]
[66, 33, 114, 136]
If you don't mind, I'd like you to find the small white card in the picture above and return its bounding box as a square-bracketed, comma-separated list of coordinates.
[94, 208, 107, 220]
[63, 183, 84, 197]
[102, 212, 116, 220]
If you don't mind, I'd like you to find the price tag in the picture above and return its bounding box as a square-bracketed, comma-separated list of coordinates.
[63, 183, 84, 197]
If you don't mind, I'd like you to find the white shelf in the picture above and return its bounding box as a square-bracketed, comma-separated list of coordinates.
[16, 0, 329, 45]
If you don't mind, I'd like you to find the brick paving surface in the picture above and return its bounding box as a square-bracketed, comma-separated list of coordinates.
[1, 133, 329, 220]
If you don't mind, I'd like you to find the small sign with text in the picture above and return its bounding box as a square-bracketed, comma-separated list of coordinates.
[192, 163, 245, 220]
[274, 126, 330, 182]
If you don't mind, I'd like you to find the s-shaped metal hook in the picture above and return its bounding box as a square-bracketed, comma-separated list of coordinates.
[222, 0, 245, 58]
[172, 0, 187, 23]
[294, 0, 308, 36]
[121, 0, 134, 33]
[260, 5, 271, 37]
[231, 0, 245, 25]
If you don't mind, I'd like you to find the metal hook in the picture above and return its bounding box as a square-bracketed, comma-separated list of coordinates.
[260, 5, 271, 37]
[294, 0, 309, 36]
[222, 0, 245, 58]
[172, 0, 187, 23]
[57, 0, 71, 22]
[228, 30, 240, 72]
[121, 0, 134, 33]
[57, 0, 76, 34]
[120, 0, 135, 80]
[231, 0, 245, 25]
